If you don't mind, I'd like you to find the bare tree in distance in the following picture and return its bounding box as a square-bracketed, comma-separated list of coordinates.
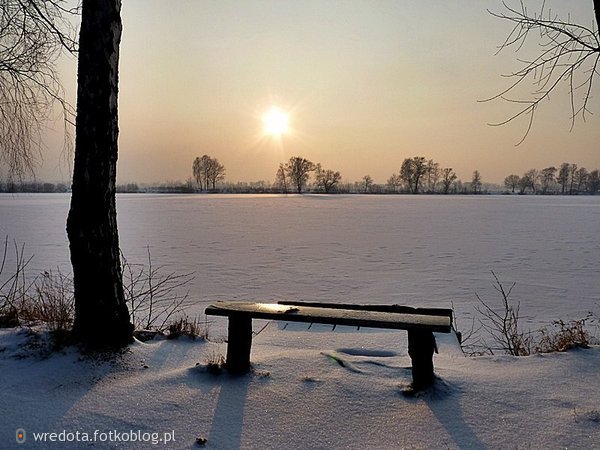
[425, 159, 440, 193]
[517, 169, 536, 194]
[361, 174, 373, 193]
[207, 157, 226, 190]
[574, 166, 589, 193]
[192, 155, 211, 191]
[588, 169, 600, 193]
[0, 0, 79, 181]
[568, 163, 579, 195]
[192, 157, 203, 190]
[539, 166, 556, 194]
[192, 154, 225, 191]
[386, 173, 402, 193]
[471, 170, 483, 194]
[273, 163, 289, 193]
[314, 164, 342, 193]
[400, 156, 428, 194]
[284, 156, 315, 193]
[504, 174, 520, 193]
[557, 162, 571, 194]
[486, 1, 600, 144]
[440, 168, 457, 194]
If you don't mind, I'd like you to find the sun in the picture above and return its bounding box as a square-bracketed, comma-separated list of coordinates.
[262, 106, 289, 137]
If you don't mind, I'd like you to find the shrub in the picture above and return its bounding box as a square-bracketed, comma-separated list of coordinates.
[472, 271, 533, 356]
[536, 316, 593, 353]
[460, 272, 598, 357]
[121, 247, 195, 332]
[1, 237, 199, 346]
[166, 315, 207, 340]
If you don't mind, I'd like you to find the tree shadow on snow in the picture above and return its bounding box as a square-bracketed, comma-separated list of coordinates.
[0, 342, 147, 448]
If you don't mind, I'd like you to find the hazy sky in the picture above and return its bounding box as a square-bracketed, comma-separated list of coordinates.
[38, 0, 600, 184]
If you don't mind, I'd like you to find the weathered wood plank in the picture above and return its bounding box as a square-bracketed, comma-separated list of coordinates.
[277, 300, 453, 322]
[205, 301, 452, 333]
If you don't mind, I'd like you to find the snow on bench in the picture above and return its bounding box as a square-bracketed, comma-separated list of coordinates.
[205, 300, 453, 391]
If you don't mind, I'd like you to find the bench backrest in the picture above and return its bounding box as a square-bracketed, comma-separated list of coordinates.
[278, 300, 453, 326]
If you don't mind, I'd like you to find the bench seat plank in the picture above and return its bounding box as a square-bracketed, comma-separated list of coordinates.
[205, 301, 452, 333]
[277, 300, 453, 320]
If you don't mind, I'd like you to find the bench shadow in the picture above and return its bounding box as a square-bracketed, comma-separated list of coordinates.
[207, 374, 251, 449]
[405, 379, 485, 449]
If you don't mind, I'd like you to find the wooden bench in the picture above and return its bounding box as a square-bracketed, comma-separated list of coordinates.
[205, 300, 453, 390]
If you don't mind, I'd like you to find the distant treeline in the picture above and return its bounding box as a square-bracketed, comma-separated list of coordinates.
[503, 163, 599, 195]
[186, 154, 599, 196]
[0, 179, 501, 195]
[2, 158, 598, 195]
[0, 181, 70, 193]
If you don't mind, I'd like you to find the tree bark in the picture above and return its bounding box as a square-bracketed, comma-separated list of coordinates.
[67, 0, 133, 348]
[594, 0, 600, 42]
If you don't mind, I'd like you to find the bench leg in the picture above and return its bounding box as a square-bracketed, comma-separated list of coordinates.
[225, 314, 253, 374]
[407, 329, 436, 390]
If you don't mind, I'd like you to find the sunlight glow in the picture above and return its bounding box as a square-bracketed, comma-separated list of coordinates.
[262, 106, 289, 137]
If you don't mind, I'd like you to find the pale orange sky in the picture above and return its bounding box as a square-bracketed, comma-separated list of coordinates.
[35, 0, 600, 185]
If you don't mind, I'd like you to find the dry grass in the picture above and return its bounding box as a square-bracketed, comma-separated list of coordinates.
[536, 316, 594, 353]
[0, 237, 33, 327]
[1, 239, 74, 337]
[26, 270, 74, 332]
[166, 315, 208, 340]
[204, 350, 226, 374]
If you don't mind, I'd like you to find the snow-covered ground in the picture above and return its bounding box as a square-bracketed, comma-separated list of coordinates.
[1, 324, 599, 449]
[1, 193, 599, 448]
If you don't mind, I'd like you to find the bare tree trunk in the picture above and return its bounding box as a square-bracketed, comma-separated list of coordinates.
[595, 0, 600, 40]
[67, 0, 132, 348]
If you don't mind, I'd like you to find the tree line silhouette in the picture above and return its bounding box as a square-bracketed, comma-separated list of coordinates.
[185, 155, 599, 195]
[504, 163, 599, 195]
[2, 156, 597, 196]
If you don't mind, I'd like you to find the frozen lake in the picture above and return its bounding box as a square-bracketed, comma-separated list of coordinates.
[0, 193, 598, 329]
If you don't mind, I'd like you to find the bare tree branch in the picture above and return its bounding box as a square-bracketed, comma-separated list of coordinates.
[0, 0, 79, 181]
[484, 1, 600, 145]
